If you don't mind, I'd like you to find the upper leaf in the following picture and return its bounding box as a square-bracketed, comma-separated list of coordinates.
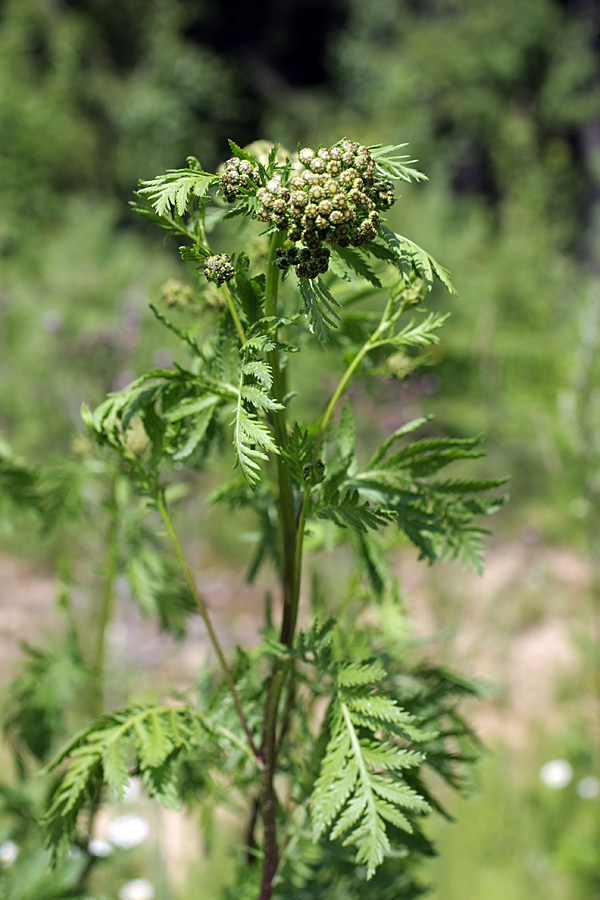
[298, 277, 341, 342]
[379, 226, 457, 294]
[138, 160, 217, 218]
[369, 144, 428, 184]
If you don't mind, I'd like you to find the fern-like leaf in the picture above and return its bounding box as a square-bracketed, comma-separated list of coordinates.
[311, 666, 429, 879]
[349, 430, 508, 571]
[369, 144, 428, 184]
[298, 277, 341, 341]
[393, 311, 450, 348]
[41, 704, 228, 860]
[379, 226, 457, 294]
[138, 159, 216, 217]
[329, 246, 382, 288]
[232, 355, 283, 486]
[315, 488, 395, 533]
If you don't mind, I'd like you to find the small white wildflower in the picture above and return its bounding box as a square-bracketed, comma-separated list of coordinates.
[539, 758, 573, 789]
[577, 776, 600, 799]
[118, 878, 155, 900]
[0, 840, 19, 866]
[88, 838, 112, 857]
[107, 814, 150, 849]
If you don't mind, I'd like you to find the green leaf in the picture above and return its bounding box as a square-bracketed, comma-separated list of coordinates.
[233, 404, 279, 486]
[101, 735, 131, 799]
[315, 489, 395, 533]
[369, 144, 428, 183]
[232, 353, 283, 485]
[41, 705, 219, 859]
[330, 246, 382, 288]
[232, 254, 265, 323]
[336, 662, 387, 688]
[393, 311, 450, 348]
[298, 277, 341, 341]
[379, 226, 457, 294]
[138, 167, 216, 217]
[367, 416, 431, 468]
[311, 667, 430, 879]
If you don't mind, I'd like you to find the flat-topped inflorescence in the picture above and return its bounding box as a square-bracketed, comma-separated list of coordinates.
[219, 139, 396, 280]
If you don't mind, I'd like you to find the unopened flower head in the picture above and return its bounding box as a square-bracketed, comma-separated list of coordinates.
[203, 253, 235, 286]
[220, 139, 396, 281]
[219, 156, 260, 202]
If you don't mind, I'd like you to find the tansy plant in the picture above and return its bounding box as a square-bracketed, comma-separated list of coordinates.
[41, 138, 506, 899]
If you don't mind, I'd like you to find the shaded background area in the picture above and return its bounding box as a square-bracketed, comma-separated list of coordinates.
[1, 0, 600, 898]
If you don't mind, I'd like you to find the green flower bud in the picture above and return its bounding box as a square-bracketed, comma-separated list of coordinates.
[204, 253, 235, 285]
[291, 190, 308, 208]
[298, 147, 315, 165]
[219, 156, 260, 202]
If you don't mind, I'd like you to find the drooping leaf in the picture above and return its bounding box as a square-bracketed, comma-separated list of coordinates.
[379, 226, 457, 294]
[298, 277, 341, 341]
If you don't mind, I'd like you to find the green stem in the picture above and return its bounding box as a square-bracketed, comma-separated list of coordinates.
[221, 282, 247, 345]
[264, 230, 297, 640]
[180, 210, 247, 345]
[259, 230, 304, 900]
[313, 295, 396, 460]
[154, 490, 261, 764]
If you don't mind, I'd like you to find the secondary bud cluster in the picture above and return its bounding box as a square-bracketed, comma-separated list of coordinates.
[219, 157, 261, 202]
[203, 253, 235, 285]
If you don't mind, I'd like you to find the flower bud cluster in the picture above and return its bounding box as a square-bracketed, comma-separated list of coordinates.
[219, 157, 261, 202]
[203, 254, 235, 285]
[275, 245, 331, 279]
[217, 141, 395, 279]
[263, 140, 394, 278]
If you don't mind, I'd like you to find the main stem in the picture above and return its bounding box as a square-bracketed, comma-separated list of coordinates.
[259, 231, 302, 900]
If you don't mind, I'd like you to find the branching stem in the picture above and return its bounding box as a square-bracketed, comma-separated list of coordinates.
[313, 293, 401, 460]
[154, 491, 261, 764]
[222, 282, 247, 345]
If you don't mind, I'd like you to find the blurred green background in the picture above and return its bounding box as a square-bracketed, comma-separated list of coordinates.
[1, 0, 599, 897]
